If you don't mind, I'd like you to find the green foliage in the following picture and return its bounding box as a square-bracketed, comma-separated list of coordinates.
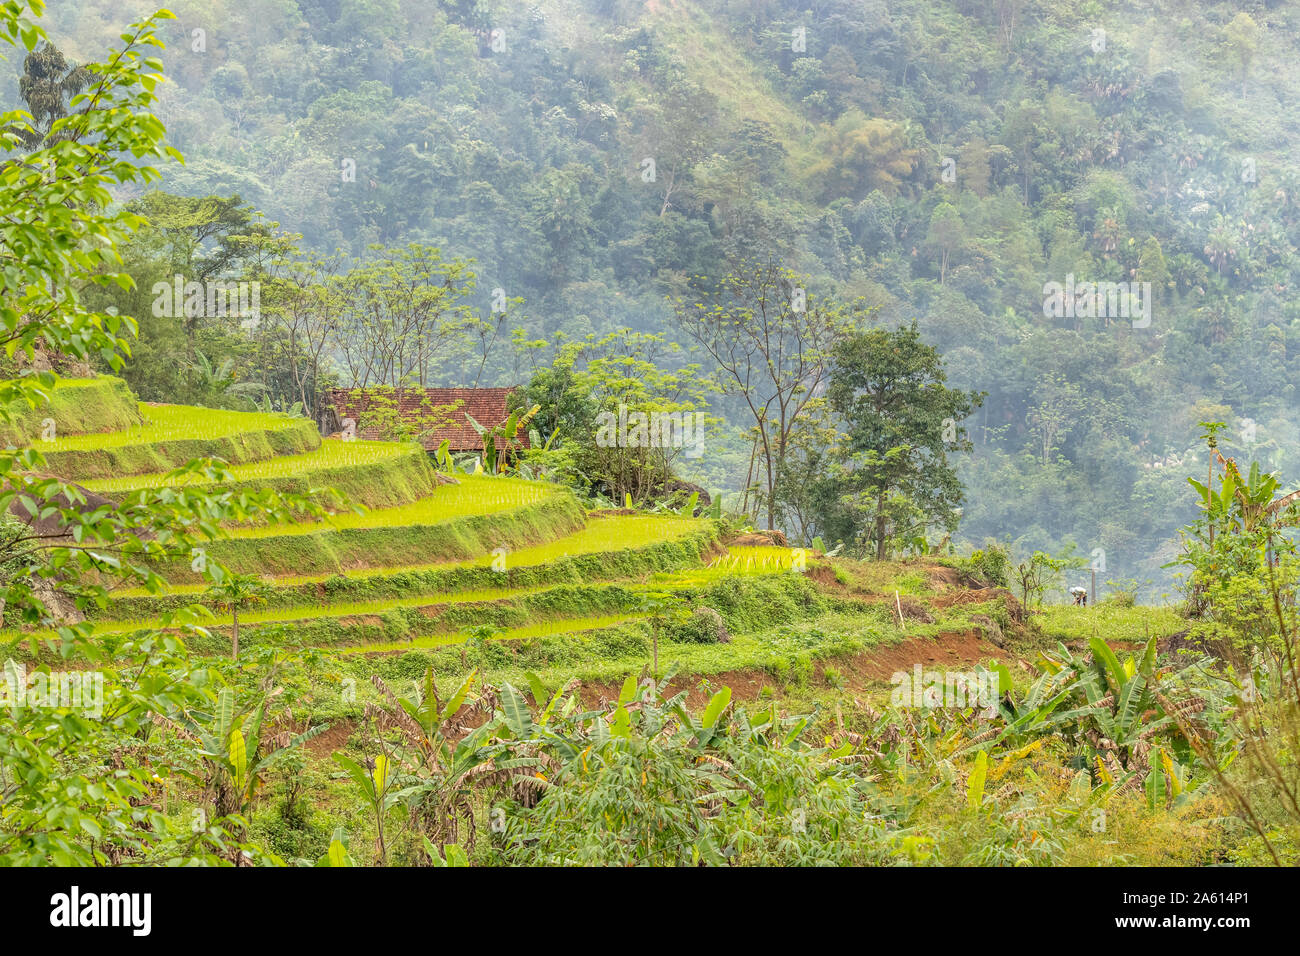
[957, 544, 1011, 589]
[85, 438, 436, 511]
[1013, 547, 1084, 609]
[805, 323, 983, 559]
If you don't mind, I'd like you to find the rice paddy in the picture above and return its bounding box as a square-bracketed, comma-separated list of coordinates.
[86, 584, 548, 636]
[108, 512, 707, 597]
[338, 611, 648, 654]
[13, 396, 725, 667]
[465, 514, 701, 568]
[81, 437, 417, 493]
[706, 544, 810, 573]
[225, 474, 556, 539]
[32, 402, 307, 452]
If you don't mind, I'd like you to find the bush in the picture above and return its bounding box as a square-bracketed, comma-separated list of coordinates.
[1105, 578, 1143, 607]
[669, 606, 731, 644]
[958, 543, 1010, 588]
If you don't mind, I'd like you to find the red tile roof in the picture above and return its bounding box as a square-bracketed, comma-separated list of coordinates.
[327, 387, 529, 452]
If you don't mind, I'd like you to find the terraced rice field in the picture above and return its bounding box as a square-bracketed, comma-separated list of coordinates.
[33, 402, 306, 453]
[81, 437, 412, 493]
[226, 474, 554, 539]
[337, 611, 649, 654]
[9, 392, 734, 671]
[90, 584, 548, 635]
[109, 512, 705, 596]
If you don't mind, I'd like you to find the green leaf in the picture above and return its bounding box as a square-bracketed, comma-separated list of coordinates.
[967, 750, 988, 809]
[326, 829, 352, 867]
[525, 671, 549, 709]
[1145, 747, 1167, 810]
[702, 687, 732, 729]
[1088, 636, 1126, 697]
[610, 704, 631, 739]
[443, 844, 470, 867]
[499, 682, 534, 738]
[371, 754, 390, 797]
[333, 754, 375, 801]
[443, 670, 476, 724]
[214, 688, 235, 737]
[617, 673, 637, 704]
[229, 727, 247, 794]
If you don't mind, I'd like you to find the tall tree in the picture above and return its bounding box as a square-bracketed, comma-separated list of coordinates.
[12, 40, 90, 148]
[824, 323, 983, 558]
[673, 261, 863, 529]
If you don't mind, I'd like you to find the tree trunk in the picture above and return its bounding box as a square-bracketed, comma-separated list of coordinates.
[231, 608, 239, 660]
[875, 491, 888, 559]
[652, 620, 659, 679]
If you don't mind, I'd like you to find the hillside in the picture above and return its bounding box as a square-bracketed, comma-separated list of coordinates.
[17, 0, 1300, 592]
[8, 376, 1050, 685]
[4, 0, 1296, 881]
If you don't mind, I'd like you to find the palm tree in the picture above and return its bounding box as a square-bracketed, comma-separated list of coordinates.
[184, 350, 267, 406]
[1204, 218, 1238, 276]
[205, 572, 268, 659]
[13, 41, 91, 148]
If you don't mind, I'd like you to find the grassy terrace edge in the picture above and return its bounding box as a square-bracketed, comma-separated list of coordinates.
[0, 376, 141, 446]
[35, 405, 322, 479]
[81, 439, 439, 510]
[95, 523, 721, 620]
[150, 492, 589, 580]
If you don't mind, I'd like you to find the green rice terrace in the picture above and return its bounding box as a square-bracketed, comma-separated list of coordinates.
[0, 377, 1263, 868]
[3, 376, 1089, 697]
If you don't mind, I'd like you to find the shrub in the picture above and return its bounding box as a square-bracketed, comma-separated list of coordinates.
[669, 606, 731, 644]
[958, 543, 1011, 588]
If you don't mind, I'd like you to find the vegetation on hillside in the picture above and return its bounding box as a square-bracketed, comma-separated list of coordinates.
[0, 0, 1297, 874]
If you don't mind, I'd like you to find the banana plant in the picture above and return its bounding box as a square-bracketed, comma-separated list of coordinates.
[464, 403, 541, 474]
[671, 685, 732, 747]
[434, 438, 457, 474]
[189, 686, 327, 823]
[987, 636, 1233, 799]
[367, 667, 505, 860]
[423, 837, 469, 866]
[315, 827, 355, 866]
[333, 751, 398, 865]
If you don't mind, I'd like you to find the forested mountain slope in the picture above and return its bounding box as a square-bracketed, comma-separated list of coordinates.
[19, 0, 1300, 589]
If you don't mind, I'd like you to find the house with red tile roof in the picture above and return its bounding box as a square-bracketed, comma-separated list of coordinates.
[325, 386, 530, 454]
